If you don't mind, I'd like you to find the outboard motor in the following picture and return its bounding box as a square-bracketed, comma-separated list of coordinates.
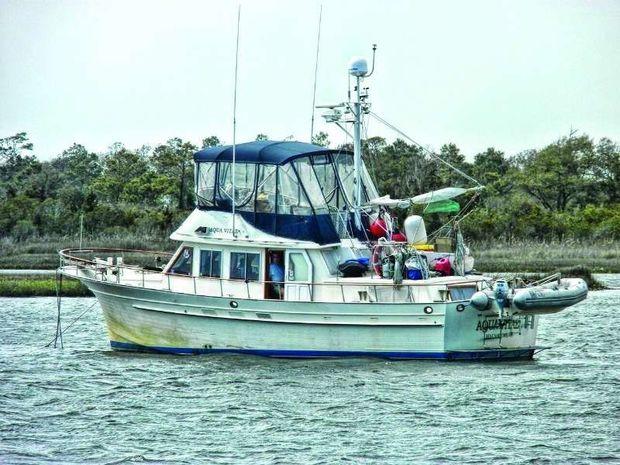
[493, 279, 510, 317]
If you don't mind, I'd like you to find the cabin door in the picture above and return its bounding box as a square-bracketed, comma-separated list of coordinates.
[284, 250, 313, 301]
[264, 249, 285, 299]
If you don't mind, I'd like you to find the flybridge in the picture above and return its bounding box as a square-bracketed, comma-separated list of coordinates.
[193, 140, 379, 245]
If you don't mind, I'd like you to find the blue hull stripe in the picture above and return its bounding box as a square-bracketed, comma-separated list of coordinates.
[109, 341, 536, 360]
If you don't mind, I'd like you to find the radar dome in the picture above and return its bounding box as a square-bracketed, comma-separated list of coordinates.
[349, 58, 368, 77]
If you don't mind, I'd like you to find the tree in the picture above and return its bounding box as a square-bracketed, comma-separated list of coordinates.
[361, 136, 386, 187]
[373, 139, 437, 198]
[582, 137, 620, 203]
[93, 144, 151, 203]
[518, 134, 593, 211]
[472, 148, 515, 196]
[0, 132, 33, 162]
[51, 144, 101, 209]
[436, 143, 471, 187]
[202, 136, 221, 149]
[255, 134, 269, 141]
[311, 131, 330, 147]
[0, 132, 40, 199]
[151, 138, 197, 210]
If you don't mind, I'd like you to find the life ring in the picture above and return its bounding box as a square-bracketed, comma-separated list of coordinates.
[371, 237, 389, 277]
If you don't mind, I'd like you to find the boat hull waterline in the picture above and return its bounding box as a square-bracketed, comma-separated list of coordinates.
[84, 279, 543, 361]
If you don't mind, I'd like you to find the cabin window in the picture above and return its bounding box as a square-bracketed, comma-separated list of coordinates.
[230, 252, 260, 281]
[449, 286, 477, 301]
[169, 247, 193, 275]
[287, 252, 309, 281]
[321, 249, 339, 275]
[199, 250, 221, 278]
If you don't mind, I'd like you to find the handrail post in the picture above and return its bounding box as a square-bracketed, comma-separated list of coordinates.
[167, 274, 171, 291]
[340, 284, 345, 302]
[219, 279, 223, 297]
[142, 269, 145, 288]
[193, 276, 197, 295]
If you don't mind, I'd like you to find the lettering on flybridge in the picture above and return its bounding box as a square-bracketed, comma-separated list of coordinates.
[476, 315, 535, 341]
[197, 226, 241, 236]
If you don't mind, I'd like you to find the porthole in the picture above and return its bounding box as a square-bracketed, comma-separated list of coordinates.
[424, 306, 433, 314]
[229, 300, 239, 308]
[456, 304, 465, 312]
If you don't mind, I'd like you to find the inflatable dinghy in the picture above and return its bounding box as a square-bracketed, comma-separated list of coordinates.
[469, 277, 588, 316]
[512, 278, 588, 314]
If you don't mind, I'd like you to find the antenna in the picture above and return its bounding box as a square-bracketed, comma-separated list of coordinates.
[310, 5, 323, 143]
[231, 5, 241, 237]
[366, 44, 377, 77]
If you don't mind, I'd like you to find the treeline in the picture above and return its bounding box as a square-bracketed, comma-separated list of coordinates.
[360, 133, 620, 241]
[0, 131, 618, 242]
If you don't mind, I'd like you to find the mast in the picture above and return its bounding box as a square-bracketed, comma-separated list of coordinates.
[352, 74, 363, 214]
[348, 58, 368, 227]
[318, 45, 377, 228]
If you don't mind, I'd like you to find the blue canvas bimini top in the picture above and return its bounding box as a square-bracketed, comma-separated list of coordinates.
[193, 140, 343, 165]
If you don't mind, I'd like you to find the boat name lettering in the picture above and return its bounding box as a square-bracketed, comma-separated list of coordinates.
[476, 317, 524, 333]
[204, 226, 241, 236]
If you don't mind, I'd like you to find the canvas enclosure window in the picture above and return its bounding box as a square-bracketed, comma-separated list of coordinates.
[197, 162, 216, 206]
[277, 163, 312, 215]
[216, 162, 256, 211]
[333, 153, 377, 205]
[292, 157, 329, 214]
[311, 155, 345, 208]
[255, 165, 277, 213]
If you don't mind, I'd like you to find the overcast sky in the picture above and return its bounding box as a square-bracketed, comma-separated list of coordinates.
[1, 0, 618, 160]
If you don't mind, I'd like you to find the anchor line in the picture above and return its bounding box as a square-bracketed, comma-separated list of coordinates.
[54, 270, 63, 348]
[45, 294, 99, 348]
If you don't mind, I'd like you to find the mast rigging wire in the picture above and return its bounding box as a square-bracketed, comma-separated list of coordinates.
[310, 5, 323, 142]
[368, 111, 483, 188]
[231, 5, 241, 237]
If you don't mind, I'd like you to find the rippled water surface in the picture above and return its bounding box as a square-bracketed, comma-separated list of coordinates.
[1, 278, 619, 464]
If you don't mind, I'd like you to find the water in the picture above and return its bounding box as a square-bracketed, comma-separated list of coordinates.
[1, 279, 619, 464]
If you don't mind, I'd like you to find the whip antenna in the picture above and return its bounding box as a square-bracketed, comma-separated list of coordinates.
[231, 5, 241, 237]
[310, 5, 323, 142]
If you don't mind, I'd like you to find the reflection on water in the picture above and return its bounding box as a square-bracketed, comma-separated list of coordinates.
[1, 276, 619, 464]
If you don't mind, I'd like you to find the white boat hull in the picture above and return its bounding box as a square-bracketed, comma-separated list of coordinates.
[84, 278, 542, 360]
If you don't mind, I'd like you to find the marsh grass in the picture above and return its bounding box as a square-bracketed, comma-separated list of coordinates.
[471, 240, 620, 273]
[1, 235, 619, 274]
[0, 275, 91, 297]
[0, 234, 175, 270]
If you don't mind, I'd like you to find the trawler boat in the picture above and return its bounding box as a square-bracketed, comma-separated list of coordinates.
[58, 56, 587, 360]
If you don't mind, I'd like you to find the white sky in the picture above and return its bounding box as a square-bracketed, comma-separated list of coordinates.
[1, 0, 619, 160]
